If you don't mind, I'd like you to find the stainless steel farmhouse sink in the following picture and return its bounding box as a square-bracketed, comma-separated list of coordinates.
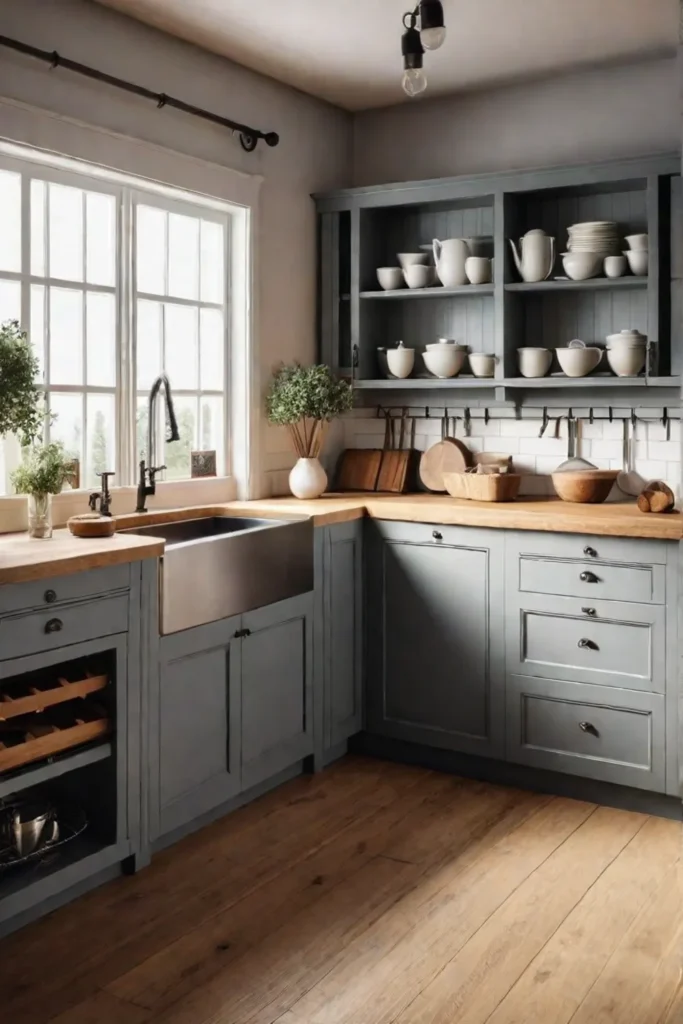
[121, 516, 313, 634]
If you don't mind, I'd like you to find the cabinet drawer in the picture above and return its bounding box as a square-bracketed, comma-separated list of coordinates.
[517, 554, 664, 604]
[0, 595, 129, 661]
[507, 593, 664, 692]
[508, 531, 668, 567]
[506, 675, 665, 792]
[0, 564, 131, 616]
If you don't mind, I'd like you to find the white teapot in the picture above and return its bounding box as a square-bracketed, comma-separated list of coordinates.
[432, 237, 470, 287]
[509, 229, 555, 283]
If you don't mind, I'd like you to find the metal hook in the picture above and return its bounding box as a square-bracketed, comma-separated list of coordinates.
[589, 408, 594, 425]
[608, 407, 613, 423]
[464, 407, 472, 437]
[484, 408, 489, 426]
[662, 408, 670, 441]
[539, 408, 549, 438]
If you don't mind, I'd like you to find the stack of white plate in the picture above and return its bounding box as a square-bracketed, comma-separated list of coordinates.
[567, 221, 620, 256]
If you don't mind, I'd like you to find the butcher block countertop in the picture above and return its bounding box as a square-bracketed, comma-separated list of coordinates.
[0, 494, 678, 585]
[0, 530, 164, 585]
[228, 494, 683, 540]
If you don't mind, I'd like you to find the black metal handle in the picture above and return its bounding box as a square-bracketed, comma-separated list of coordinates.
[577, 637, 598, 650]
[580, 571, 599, 584]
[44, 589, 57, 604]
[45, 618, 63, 634]
[581, 607, 596, 616]
[234, 628, 252, 639]
[579, 721, 599, 737]
[583, 546, 597, 558]
[432, 530, 442, 541]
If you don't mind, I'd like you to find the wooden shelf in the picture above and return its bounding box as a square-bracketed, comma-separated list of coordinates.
[505, 277, 648, 293]
[0, 699, 111, 775]
[360, 284, 494, 299]
[0, 668, 108, 721]
[0, 742, 112, 801]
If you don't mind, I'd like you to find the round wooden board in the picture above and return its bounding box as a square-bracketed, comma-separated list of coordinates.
[419, 439, 471, 492]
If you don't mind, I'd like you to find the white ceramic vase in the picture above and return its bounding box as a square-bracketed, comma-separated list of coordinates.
[289, 457, 328, 500]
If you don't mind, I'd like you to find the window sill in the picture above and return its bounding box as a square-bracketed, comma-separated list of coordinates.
[0, 477, 237, 534]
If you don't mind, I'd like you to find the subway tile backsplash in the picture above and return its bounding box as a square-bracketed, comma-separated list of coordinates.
[339, 412, 682, 499]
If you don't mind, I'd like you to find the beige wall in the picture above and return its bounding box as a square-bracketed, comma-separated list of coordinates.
[353, 57, 679, 186]
[0, 0, 352, 496]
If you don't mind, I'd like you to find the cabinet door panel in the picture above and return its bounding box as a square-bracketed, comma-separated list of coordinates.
[242, 593, 313, 789]
[324, 521, 363, 749]
[366, 522, 505, 757]
[156, 616, 241, 840]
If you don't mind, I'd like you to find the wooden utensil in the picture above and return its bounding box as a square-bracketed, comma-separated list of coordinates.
[376, 410, 415, 493]
[334, 448, 383, 491]
[443, 471, 521, 502]
[419, 415, 471, 492]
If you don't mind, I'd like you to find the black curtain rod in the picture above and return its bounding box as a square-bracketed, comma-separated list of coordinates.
[0, 34, 279, 152]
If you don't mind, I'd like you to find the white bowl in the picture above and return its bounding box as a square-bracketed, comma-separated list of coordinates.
[562, 251, 603, 281]
[624, 250, 648, 276]
[624, 234, 649, 251]
[404, 264, 438, 289]
[517, 347, 552, 378]
[376, 267, 404, 291]
[422, 347, 466, 378]
[464, 256, 492, 285]
[606, 329, 647, 348]
[397, 252, 429, 271]
[425, 340, 466, 351]
[603, 255, 627, 278]
[556, 346, 602, 377]
[468, 352, 496, 378]
[386, 345, 415, 378]
[607, 347, 646, 377]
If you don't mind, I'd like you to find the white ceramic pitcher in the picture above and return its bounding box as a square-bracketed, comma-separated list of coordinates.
[509, 229, 555, 283]
[432, 237, 470, 287]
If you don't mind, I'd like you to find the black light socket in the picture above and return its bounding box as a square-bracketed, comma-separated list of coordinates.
[401, 23, 424, 70]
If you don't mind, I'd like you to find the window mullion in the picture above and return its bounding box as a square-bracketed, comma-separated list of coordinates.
[119, 188, 134, 485]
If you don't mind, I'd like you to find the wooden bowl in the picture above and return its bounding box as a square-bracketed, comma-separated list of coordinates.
[551, 470, 619, 504]
[67, 514, 117, 538]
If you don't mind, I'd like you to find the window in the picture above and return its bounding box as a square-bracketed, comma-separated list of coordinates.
[0, 155, 230, 494]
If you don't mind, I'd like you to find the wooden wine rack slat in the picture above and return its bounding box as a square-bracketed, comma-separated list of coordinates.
[0, 672, 108, 721]
[0, 698, 111, 774]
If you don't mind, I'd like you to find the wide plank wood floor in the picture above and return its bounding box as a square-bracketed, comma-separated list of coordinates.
[1, 755, 682, 1024]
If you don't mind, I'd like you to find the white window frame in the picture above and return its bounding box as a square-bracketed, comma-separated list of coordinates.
[0, 119, 260, 526]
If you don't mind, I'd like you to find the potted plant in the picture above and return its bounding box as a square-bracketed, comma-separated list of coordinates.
[0, 320, 45, 445]
[11, 442, 75, 539]
[266, 364, 353, 499]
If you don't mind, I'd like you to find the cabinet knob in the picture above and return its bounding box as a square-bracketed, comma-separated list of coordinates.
[583, 546, 597, 558]
[45, 618, 63, 634]
[581, 607, 596, 617]
[580, 571, 599, 584]
[432, 530, 442, 541]
[44, 589, 57, 604]
[579, 721, 599, 737]
[577, 637, 598, 650]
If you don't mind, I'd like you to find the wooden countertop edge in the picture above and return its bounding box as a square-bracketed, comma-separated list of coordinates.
[0, 535, 164, 585]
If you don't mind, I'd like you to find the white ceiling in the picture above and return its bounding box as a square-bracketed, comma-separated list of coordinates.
[94, 0, 679, 111]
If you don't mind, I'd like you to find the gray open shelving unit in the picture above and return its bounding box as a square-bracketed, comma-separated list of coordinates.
[315, 153, 681, 408]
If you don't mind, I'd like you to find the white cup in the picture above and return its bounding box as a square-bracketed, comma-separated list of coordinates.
[624, 250, 649, 277]
[604, 255, 627, 279]
[404, 264, 436, 289]
[517, 347, 552, 378]
[468, 353, 496, 378]
[464, 256, 492, 285]
[624, 234, 649, 252]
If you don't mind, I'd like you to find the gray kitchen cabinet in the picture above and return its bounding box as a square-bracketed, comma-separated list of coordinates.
[506, 674, 666, 793]
[365, 520, 505, 758]
[314, 521, 363, 760]
[241, 593, 314, 789]
[155, 616, 242, 840]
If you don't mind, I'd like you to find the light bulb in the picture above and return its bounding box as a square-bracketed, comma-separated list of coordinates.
[421, 25, 446, 50]
[402, 67, 428, 97]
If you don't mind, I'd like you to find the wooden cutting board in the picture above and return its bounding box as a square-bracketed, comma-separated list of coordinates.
[335, 449, 383, 491]
[376, 412, 418, 494]
[419, 420, 472, 492]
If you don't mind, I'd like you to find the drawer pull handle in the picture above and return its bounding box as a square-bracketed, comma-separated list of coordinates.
[583, 546, 597, 558]
[45, 618, 63, 634]
[580, 571, 599, 584]
[44, 589, 57, 604]
[579, 721, 599, 737]
[432, 530, 442, 541]
[577, 637, 598, 650]
[581, 607, 596, 617]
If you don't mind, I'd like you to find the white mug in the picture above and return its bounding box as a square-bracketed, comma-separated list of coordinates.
[517, 347, 552, 378]
[604, 255, 627, 279]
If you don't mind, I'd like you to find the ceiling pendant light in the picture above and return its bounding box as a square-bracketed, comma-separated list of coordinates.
[400, 1, 447, 98]
[419, 0, 447, 50]
[401, 14, 427, 97]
